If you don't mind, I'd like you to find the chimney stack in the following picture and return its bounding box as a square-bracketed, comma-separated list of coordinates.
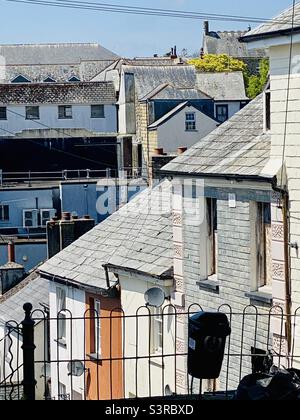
[8, 241, 15, 263]
[47, 214, 95, 259]
[204, 21, 209, 35]
[0, 242, 25, 295]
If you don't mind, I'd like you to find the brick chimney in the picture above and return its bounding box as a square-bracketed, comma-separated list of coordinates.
[47, 214, 95, 259]
[8, 241, 15, 263]
[0, 242, 25, 295]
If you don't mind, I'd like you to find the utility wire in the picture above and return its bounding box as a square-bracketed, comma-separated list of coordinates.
[3, 0, 300, 25]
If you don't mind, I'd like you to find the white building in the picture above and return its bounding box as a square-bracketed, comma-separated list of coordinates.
[241, 2, 300, 367]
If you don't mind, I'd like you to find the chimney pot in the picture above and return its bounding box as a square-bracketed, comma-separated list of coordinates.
[177, 147, 188, 155]
[83, 215, 91, 220]
[8, 241, 15, 263]
[154, 148, 164, 156]
[62, 212, 71, 221]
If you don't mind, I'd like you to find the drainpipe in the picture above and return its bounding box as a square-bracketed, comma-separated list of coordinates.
[272, 179, 292, 353]
[146, 100, 151, 183]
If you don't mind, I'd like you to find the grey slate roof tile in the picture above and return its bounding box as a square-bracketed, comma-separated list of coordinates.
[196, 72, 248, 101]
[0, 82, 116, 105]
[162, 95, 271, 178]
[39, 181, 173, 290]
[242, 3, 300, 39]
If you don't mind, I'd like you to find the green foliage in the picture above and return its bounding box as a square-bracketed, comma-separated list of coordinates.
[188, 54, 270, 100]
[246, 58, 270, 99]
[188, 54, 247, 73]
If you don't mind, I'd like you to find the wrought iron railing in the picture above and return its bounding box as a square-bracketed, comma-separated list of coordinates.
[0, 303, 300, 400]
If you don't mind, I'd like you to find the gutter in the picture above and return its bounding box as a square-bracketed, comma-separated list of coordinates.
[240, 27, 300, 43]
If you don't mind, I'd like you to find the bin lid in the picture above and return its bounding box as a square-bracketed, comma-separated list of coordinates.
[189, 312, 231, 336]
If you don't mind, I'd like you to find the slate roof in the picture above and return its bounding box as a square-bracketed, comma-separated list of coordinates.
[196, 72, 248, 101]
[203, 31, 266, 58]
[0, 81, 116, 105]
[0, 271, 49, 325]
[39, 180, 173, 290]
[0, 43, 119, 65]
[241, 2, 300, 40]
[141, 84, 211, 101]
[122, 65, 196, 100]
[162, 95, 271, 179]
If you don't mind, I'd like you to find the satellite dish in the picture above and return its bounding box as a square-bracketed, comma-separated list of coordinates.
[144, 287, 165, 308]
[67, 361, 85, 377]
[40, 363, 51, 379]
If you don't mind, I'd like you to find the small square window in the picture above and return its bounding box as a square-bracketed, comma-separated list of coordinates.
[58, 105, 72, 119]
[185, 113, 196, 131]
[91, 105, 105, 119]
[26, 106, 39, 120]
[0, 107, 7, 120]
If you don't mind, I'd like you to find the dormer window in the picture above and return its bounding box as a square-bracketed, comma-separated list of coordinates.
[68, 76, 80, 82]
[44, 76, 56, 83]
[11, 75, 31, 83]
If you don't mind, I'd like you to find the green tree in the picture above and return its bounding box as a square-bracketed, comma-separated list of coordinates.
[246, 58, 270, 99]
[188, 54, 247, 73]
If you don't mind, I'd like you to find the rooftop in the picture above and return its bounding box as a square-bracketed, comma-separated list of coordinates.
[196, 72, 248, 101]
[39, 180, 173, 290]
[0, 270, 49, 325]
[203, 29, 267, 58]
[241, 2, 300, 41]
[162, 95, 272, 179]
[0, 43, 119, 65]
[122, 65, 196, 100]
[0, 81, 116, 105]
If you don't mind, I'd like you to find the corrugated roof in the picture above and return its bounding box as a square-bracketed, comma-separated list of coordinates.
[196, 72, 248, 101]
[39, 180, 173, 290]
[0, 81, 116, 105]
[122, 65, 196, 100]
[162, 95, 271, 178]
[0, 271, 49, 325]
[0, 43, 119, 65]
[242, 2, 300, 40]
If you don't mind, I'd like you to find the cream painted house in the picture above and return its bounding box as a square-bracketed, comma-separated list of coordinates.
[242, 1, 300, 366]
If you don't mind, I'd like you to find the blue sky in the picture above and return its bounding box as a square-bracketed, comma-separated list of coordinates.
[0, 0, 293, 57]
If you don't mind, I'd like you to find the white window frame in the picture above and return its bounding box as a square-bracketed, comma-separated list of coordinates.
[56, 287, 67, 341]
[151, 307, 163, 355]
[94, 299, 101, 357]
[185, 112, 196, 131]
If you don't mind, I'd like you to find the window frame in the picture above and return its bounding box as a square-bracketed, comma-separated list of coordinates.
[0, 204, 9, 221]
[265, 90, 271, 131]
[216, 104, 229, 123]
[25, 106, 40, 120]
[151, 307, 163, 355]
[0, 107, 7, 120]
[207, 198, 218, 277]
[91, 104, 105, 119]
[58, 105, 73, 120]
[93, 299, 101, 357]
[255, 202, 272, 291]
[185, 112, 196, 132]
[56, 287, 67, 341]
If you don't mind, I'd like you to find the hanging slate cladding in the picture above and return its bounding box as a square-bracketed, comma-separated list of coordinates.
[0, 81, 116, 105]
